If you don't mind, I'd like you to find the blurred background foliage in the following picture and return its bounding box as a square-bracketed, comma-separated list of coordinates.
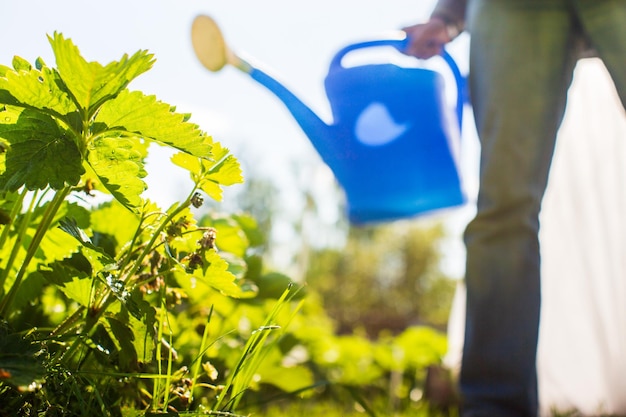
[1, 146, 459, 417]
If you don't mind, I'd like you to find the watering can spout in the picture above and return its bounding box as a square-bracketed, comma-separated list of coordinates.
[247, 67, 335, 162]
[190, 15, 335, 162]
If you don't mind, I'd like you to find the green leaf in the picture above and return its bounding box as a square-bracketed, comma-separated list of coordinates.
[11, 56, 31, 72]
[0, 324, 45, 388]
[232, 213, 265, 248]
[109, 293, 156, 364]
[87, 135, 147, 211]
[0, 61, 77, 118]
[170, 152, 201, 174]
[193, 249, 249, 298]
[204, 141, 243, 186]
[126, 308, 156, 364]
[0, 190, 19, 226]
[48, 32, 154, 114]
[106, 316, 139, 371]
[38, 262, 93, 307]
[0, 65, 11, 77]
[36, 228, 83, 265]
[89, 200, 141, 252]
[94, 90, 212, 157]
[0, 106, 83, 191]
[58, 216, 91, 245]
[201, 217, 249, 258]
[10, 272, 46, 312]
[36, 202, 91, 264]
[251, 272, 301, 301]
[58, 217, 117, 274]
[255, 348, 314, 392]
[171, 142, 243, 202]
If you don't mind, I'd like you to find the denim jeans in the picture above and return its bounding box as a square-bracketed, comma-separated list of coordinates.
[461, 1, 626, 416]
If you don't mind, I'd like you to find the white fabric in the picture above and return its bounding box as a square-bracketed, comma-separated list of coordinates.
[538, 58, 626, 416]
[445, 58, 626, 416]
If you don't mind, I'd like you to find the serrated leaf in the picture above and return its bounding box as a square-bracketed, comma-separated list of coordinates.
[206, 154, 242, 186]
[0, 65, 11, 77]
[48, 33, 154, 114]
[58, 217, 117, 274]
[110, 298, 156, 365]
[36, 228, 83, 264]
[106, 317, 139, 370]
[171, 152, 201, 174]
[11, 56, 31, 72]
[171, 143, 242, 202]
[58, 274, 95, 307]
[38, 262, 93, 307]
[95, 90, 212, 157]
[0, 325, 45, 388]
[0, 105, 58, 141]
[34, 202, 91, 264]
[87, 135, 147, 211]
[58, 216, 91, 244]
[0, 63, 77, 117]
[193, 249, 248, 298]
[89, 200, 141, 252]
[35, 57, 46, 71]
[0, 106, 83, 191]
[204, 141, 243, 186]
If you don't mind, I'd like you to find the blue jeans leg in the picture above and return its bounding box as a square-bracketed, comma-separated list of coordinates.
[573, 0, 626, 108]
[460, 1, 580, 416]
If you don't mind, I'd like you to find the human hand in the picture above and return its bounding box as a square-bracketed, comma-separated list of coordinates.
[402, 18, 451, 59]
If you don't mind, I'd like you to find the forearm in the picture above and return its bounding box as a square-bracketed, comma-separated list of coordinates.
[431, 0, 467, 30]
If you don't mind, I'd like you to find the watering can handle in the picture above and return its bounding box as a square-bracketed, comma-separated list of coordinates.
[329, 34, 466, 129]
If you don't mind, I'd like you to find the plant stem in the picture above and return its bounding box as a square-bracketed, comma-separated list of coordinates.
[0, 188, 27, 253]
[189, 305, 214, 405]
[153, 295, 166, 411]
[162, 305, 174, 411]
[60, 187, 198, 366]
[0, 186, 70, 316]
[50, 305, 86, 337]
[115, 209, 166, 276]
[120, 187, 197, 285]
[0, 188, 33, 294]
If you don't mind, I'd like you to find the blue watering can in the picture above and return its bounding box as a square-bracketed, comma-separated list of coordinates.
[192, 15, 466, 224]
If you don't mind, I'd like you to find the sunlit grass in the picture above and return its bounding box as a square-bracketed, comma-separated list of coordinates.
[256, 400, 457, 417]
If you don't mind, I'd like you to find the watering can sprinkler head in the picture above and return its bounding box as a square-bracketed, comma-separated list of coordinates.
[191, 15, 251, 73]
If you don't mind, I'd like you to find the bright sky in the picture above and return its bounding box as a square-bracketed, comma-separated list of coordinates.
[0, 0, 444, 198]
[1, 0, 475, 276]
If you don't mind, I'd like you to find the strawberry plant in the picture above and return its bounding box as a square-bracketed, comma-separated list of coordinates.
[0, 33, 308, 416]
